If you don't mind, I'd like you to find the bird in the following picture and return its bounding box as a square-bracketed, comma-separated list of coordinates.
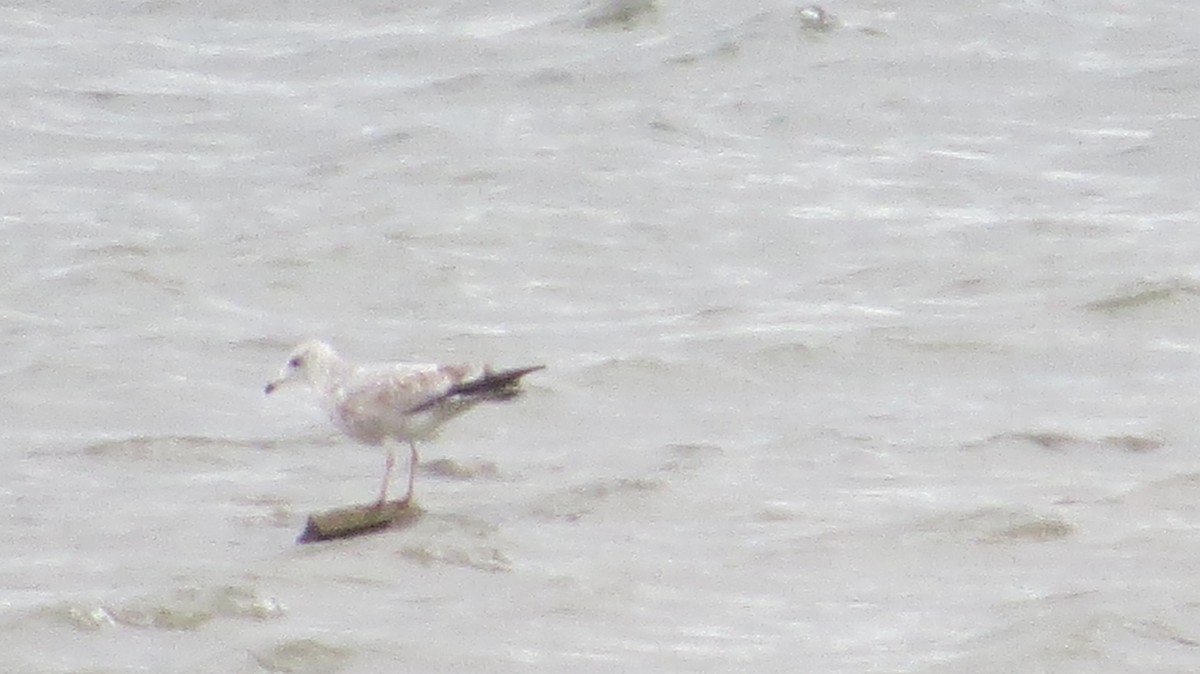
[265, 339, 543, 506]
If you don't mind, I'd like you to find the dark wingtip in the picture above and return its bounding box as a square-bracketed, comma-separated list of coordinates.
[495, 365, 545, 388]
[264, 382, 276, 395]
[411, 364, 545, 412]
[479, 365, 543, 397]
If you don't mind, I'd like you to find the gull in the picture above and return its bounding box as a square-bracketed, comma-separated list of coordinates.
[265, 339, 543, 506]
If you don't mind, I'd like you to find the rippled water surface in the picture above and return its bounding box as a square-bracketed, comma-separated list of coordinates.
[6, 0, 1200, 671]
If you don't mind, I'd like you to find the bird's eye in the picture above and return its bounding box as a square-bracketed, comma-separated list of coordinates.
[288, 356, 303, 368]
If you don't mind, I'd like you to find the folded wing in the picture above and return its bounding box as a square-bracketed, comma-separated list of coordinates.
[409, 365, 545, 412]
[331, 363, 544, 444]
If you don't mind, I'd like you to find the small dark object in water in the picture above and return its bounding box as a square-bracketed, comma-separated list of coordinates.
[797, 5, 836, 33]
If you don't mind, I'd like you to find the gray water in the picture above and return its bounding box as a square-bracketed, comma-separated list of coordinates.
[6, 0, 1200, 671]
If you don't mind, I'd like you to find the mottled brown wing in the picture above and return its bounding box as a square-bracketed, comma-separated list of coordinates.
[408, 365, 545, 413]
[331, 363, 478, 443]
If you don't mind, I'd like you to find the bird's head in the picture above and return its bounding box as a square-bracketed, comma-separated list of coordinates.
[265, 339, 338, 394]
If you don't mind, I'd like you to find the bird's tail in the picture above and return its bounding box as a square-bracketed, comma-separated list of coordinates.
[411, 365, 545, 412]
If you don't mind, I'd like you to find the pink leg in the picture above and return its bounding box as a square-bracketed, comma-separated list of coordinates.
[404, 441, 419, 502]
[376, 446, 395, 507]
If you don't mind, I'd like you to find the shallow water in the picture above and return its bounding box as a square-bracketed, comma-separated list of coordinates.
[6, 0, 1200, 671]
